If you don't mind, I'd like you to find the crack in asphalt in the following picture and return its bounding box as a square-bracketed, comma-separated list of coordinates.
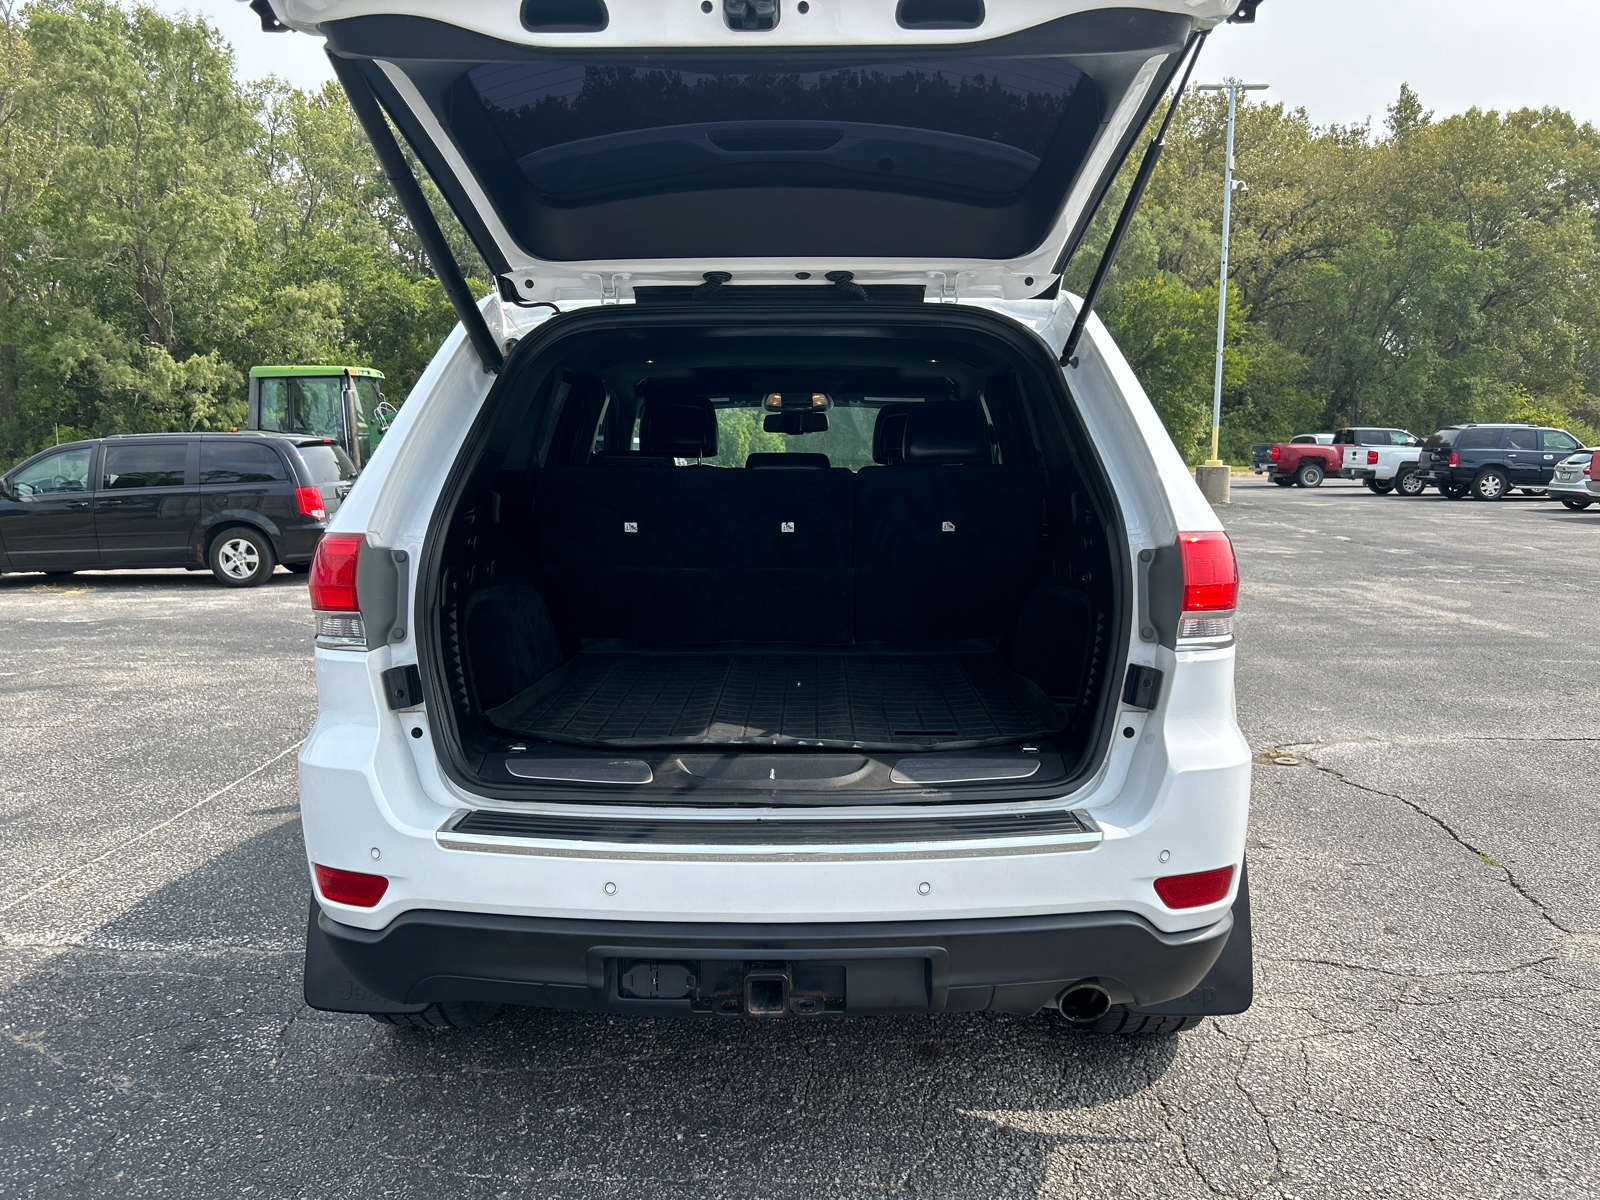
[1286, 752, 1576, 938]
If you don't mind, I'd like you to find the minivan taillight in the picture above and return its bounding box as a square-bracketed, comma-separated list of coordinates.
[1366, 450, 1379, 466]
[295, 485, 326, 520]
[309, 534, 365, 649]
[1448, 452, 1459, 468]
[1177, 530, 1238, 644]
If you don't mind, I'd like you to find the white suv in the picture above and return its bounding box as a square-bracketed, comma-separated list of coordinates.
[284, 0, 1256, 1034]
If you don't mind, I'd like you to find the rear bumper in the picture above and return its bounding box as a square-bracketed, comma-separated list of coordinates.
[308, 904, 1236, 1017]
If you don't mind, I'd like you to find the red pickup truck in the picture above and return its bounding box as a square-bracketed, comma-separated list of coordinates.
[1266, 440, 1343, 487]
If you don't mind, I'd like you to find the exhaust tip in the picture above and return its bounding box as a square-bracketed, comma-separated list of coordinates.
[1057, 984, 1111, 1023]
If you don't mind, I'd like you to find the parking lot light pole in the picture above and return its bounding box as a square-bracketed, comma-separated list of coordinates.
[1194, 78, 1268, 503]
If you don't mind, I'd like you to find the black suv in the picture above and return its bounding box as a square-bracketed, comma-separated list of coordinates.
[0, 432, 355, 585]
[1415, 424, 1585, 500]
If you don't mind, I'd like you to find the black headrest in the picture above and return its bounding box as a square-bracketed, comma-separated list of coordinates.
[746, 452, 831, 469]
[639, 398, 717, 459]
[903, 402, 992, 464]
[872, 405, 919, 465]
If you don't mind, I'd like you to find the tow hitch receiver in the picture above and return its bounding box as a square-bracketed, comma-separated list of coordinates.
[743, 964, 790, 1017]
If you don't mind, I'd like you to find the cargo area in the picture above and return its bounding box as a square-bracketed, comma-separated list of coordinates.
[421, 305, 1127, 803]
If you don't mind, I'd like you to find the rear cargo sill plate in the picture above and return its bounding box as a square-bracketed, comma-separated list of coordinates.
[435, 808, 1102, 862]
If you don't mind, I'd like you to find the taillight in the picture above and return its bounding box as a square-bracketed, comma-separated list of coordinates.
[314, 864, 388, 907]
[1269, 445, 1280, 461]
[295, 485, 326, 520]
[1176, 531, 1238, 644]
[1367, 450, 1379, 466]
[1154, 865, 1235, 909]
[1589, 451, 1599, 478]
[1448, 452, 1459, 468]
[309, 535, 365, 649]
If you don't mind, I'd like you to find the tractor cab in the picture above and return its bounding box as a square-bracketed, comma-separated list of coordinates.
[246, 365, 394, 469]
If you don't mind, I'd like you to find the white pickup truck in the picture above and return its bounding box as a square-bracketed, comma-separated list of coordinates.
[1334, 427, 1426, 495]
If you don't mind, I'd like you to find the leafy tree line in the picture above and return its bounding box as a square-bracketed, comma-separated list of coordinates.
[1066, 83, 1600, 459]
[0, 0, 474, 469]
[2, 2, 1597, 470]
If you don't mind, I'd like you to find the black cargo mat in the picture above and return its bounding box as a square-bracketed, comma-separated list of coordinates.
[486, 651, 1066, 752]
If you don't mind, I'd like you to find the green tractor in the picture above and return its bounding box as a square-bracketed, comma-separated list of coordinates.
[246, 365, 396, 470]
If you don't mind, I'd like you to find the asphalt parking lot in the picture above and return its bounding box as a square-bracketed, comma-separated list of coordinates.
[2, 475, 1597, 1198]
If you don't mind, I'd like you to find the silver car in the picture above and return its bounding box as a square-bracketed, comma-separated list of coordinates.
[1546, 450, 1599, 510]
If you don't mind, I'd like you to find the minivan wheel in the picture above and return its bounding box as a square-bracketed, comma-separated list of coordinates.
[208, 526, 276, 587]
[1294, 463, 1324, 487]
[1561, 498, 1592, 511]
[371, 1001, 501, 1030]
[1471, 468, 1509, 501]
[1395, 468, 1426, 496]
[1064, 1007, 1205, 1035]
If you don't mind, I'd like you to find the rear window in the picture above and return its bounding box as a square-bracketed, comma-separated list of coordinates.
[700, 403, 886, 471]
[201, 442, 287, 485]
[468, 58, 1090, 201]
[102, 443, 188, 489]
[1456, 428, 1501, 451]
[297, 443, 358, 484]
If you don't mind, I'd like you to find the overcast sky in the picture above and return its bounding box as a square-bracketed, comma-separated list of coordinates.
[170, 0, 1600, 130]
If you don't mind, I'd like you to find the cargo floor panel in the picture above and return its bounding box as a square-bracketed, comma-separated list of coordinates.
[486, 650, 1066, 752]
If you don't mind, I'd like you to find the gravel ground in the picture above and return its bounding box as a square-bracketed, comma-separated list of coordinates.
[1, 475, 1596, 1198]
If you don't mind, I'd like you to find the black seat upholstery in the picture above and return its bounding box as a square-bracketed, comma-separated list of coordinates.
[855, 401, 1040, 642]
[747, 452, 830, 469]
[639, 397, 717, 460]
[901, 401, 993, 464]
[536, 456, 854, 645]
[868, 404, 919, 466]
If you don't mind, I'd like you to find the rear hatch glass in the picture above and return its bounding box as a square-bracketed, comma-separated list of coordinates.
[320, 4, 1206, 296]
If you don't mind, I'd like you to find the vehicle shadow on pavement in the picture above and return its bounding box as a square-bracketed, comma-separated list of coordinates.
[0, 569, 307, 593]
[3, 819, 1188, 1198]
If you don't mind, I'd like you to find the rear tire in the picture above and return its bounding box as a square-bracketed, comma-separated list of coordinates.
[1395, 468, 1426, 497]
[1272, 476, 1294, 487]
[285, 562, 312, 574]
[1367, 478, 1394, 494]
[1294, 463, 1324, 488]
[1471, 468, 1509, 501]
[1068, 1007, 1206, 1035]
[208, 525, 276, 587]
[1561, 498, 1592, 511]
[371, 1001, 501, 1030]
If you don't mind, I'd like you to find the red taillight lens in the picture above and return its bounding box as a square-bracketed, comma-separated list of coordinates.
[1589, 451, 1599, 478]
[1154, 865, 1235, 909]
[295, 486, 326, 520]
[1448, 452, 1459, 468]
[308, 535, 362, 611]
[314, 864, 388, 907]
[1367, 450, 1379, 465]
[1179, 531, 1239, 612]
[1269, 445, 1280, 461]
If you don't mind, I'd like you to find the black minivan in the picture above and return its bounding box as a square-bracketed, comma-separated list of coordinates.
[1415, 423, 1585, 500]
[0, 432, 355, 585]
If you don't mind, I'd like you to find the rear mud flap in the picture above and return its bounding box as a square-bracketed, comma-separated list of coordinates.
[1127, 860, 1253, 1016]
[303, 900, 428, 1015]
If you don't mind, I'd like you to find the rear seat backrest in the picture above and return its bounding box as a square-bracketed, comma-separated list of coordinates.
[855, 401, 1041, 643]
[536, 458, 854, 645]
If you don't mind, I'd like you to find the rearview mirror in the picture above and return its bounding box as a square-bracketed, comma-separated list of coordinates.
[764, 412, 828, 435]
